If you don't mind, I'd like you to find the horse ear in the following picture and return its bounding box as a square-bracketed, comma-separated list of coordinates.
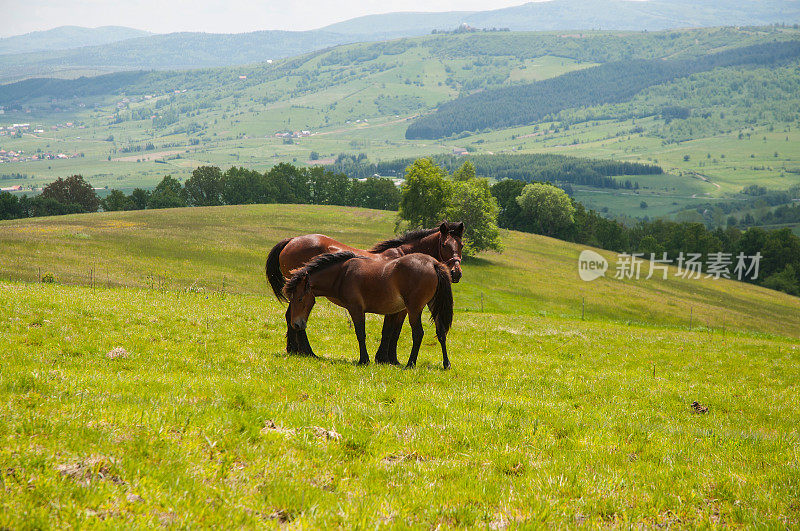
[439, 221, 448, 235]
[454, 222, 465, 237]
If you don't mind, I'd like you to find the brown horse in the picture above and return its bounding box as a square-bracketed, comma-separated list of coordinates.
[266, 221, 463, 363]
[283, 251, 453, 369]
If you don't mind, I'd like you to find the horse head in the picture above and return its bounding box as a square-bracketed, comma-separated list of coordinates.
[285, 274, 315, 330]
[438, 221, 464, 283]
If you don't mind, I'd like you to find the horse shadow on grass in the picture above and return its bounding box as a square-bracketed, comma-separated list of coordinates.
[272, 350, 448, 371]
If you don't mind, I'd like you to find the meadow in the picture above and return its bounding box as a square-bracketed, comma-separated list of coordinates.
[1, 204, 799, 527]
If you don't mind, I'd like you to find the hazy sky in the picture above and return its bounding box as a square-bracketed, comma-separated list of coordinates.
[0, 0, 539, 37]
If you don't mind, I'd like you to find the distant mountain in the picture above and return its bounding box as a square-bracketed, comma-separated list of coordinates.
[321, 11, 476, 39]
[321, 0, 800, 34]
[0, 26, 150, 55]
[2, 0, 799, 83]
[0, 30, 356, 83]
[456, 0, 800, 31]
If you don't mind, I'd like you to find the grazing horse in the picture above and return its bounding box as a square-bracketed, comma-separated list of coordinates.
[266, 221, 464, 363]
[283, 251, 453, 369]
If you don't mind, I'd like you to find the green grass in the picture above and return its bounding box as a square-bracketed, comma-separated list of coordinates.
[2, 277, 799, 527]
[1, 204, 798, 337]
[1, 204, 799, 527]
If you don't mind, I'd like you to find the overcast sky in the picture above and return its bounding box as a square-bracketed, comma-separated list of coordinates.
[0, 0, 540, 37]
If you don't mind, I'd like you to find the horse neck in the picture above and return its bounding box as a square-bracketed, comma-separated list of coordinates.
[308, 264, 344, 298]
[400, 233, 440, 260]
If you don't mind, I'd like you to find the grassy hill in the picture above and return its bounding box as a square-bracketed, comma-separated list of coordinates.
[0, 204, 797, 336]
[1, 204, 798, 527]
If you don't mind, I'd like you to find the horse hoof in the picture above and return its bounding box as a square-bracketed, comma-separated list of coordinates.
[358, 360, 370, 366]
[443, 363, 451, 370]
[404, 363, 415, 370]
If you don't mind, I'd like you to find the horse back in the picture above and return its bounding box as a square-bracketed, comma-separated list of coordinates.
[279, 234, 367, 277]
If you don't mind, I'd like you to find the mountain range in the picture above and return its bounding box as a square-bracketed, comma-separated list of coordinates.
[1, 0, 799, 83]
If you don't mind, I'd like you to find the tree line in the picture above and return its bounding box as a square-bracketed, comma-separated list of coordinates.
[406, 40, 800, 139]
[0, 164, 400, 219]
[491, 178, 800, 296]
[329, 153, 662, 190]
[2, 159, 798, 295]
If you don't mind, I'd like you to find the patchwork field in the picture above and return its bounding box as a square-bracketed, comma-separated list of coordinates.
[1, 204, 799, 526]
[2, 27, 800, 226]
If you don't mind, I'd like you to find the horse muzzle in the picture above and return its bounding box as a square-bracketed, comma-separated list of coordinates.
[450, 267, 462, 283]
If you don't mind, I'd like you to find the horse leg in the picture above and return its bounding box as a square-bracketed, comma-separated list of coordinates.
[349, 310, 370, 366]
[405, 311, 424, 369]
[436, 320, 450, 370]
[375, 311, 405, 365]
[297, 328, 317, 358]
[285, 305, 299, 354]
[387, 310, 406, 366]
[374, 315, 394, 364]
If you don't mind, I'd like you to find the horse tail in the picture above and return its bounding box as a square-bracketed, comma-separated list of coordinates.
[266, 238, 292, 302]
[429, 261, 453, 336]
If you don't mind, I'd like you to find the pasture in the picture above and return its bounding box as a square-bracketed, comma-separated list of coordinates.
[1, 204, 799, 527]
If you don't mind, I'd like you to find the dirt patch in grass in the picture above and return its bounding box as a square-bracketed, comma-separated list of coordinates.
[381, 451, 425, 465]
[691, 400, 709, 414]
[56, 454, 124, 485]
[261, 420, 341, 441]
[106, 347, 130, 359]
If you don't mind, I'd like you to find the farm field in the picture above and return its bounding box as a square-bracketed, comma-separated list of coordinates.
[1, 204, 799, 527]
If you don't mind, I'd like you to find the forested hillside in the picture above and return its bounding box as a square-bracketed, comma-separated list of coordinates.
[406, 40, 800, 139]
[2, 26, 794, 100]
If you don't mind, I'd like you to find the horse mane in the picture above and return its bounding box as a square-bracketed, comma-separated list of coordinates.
[284, 251, 360, 296]
[369, 222, 461, 253]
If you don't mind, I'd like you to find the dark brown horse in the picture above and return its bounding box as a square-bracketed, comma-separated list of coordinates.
[266, 221, 463, 363]
[283, 251, 453, 369]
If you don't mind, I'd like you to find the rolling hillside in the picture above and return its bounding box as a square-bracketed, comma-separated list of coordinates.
[0, 204, 797, 337]
[1, 204, 798, 527]
[1, 27, 799, 222]
[406, 40, 800, 138]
